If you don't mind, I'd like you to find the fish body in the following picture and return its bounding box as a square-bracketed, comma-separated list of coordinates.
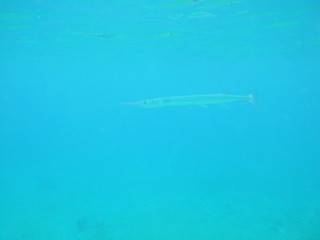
[122, 93, 253, 108]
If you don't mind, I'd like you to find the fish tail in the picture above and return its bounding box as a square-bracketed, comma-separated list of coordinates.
[248, 92, 260, 109]
[248, 93, 254, 104]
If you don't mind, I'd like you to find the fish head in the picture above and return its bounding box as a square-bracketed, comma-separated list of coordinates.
[120, 98, 167, 108]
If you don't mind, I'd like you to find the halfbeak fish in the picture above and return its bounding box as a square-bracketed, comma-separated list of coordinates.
[121, 93, 253, 108]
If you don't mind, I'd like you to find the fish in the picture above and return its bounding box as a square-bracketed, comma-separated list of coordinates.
[121, 93, 253, 108]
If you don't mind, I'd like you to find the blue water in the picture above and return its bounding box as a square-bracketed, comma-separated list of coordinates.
[1, 0, 320, 239]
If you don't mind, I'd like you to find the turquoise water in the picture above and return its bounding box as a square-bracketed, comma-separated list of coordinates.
[1, 0, 320, 239]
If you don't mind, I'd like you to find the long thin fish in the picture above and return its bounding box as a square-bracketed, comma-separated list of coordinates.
[121, 93, 253, 108]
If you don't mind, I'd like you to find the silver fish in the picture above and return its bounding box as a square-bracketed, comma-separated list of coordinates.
[121, 93, 253, 108]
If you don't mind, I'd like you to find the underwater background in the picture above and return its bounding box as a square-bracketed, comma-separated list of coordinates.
[1, 0, 320, 239]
